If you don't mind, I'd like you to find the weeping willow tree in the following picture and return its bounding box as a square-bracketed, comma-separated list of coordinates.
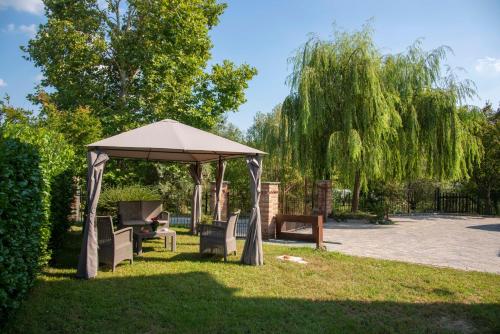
[382, 41, 482, 182]
[282, 26, 400, 211]
[281, 26, 483, 212]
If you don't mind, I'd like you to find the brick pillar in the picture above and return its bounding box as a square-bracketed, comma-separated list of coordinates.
[259, 182, 280, 240]
[210, 181, 229, 220]
[315, 180, 332, 219]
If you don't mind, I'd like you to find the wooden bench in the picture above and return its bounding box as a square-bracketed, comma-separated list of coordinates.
[275, 214, 324, 249]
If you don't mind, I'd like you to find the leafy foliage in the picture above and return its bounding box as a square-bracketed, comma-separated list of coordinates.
[280, 25, 483, 211]
[37, 94, 103, 176]
[48, 170, 75, 258]
[382, 42, 483, 181]
[0, 97, 34, 126]
[282, 26, 399, 184]
[247, 105, 310, 205]
[0, 137, 43, 323]
[24, 0, 256, 134]
[464, 103, 500, 214]
[2, 123, 74, 266]
[98, 184, 161, 218]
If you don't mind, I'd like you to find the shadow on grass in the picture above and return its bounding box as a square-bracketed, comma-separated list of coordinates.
[6, 270, 500, 334]
[16, 224, 497, 333]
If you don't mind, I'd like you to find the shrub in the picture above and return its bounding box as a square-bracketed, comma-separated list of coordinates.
[0, 138, 43, 323]
[98, 184, 161, 218]
[49, 170, 75, 259]
[0, 124, 73, 323]
[2, 123, 74, 265]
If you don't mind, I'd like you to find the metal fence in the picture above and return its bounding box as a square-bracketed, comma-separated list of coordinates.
[170, 214, 249, 238]
[331, 188, 497, 216]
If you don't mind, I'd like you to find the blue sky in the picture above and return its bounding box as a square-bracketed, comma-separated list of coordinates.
[0, 0, 499, 131]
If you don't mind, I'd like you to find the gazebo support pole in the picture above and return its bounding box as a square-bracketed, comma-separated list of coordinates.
[241, 155, 264, 265]
[76, 150, 109, 279]
[189, 162, 203, 235]
[213, 157, 226, 221]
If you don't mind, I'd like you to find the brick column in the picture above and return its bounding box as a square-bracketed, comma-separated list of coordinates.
[259, 182, 280, 240]
[210, 181, 229, 220]
[315, 180, 332, 219]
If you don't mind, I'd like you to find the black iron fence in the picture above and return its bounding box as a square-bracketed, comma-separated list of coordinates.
[168, 214, 248, 238]
[434, 190, 497, 215]
[279, 183, 315, 215]
[331, 188, 497, 216]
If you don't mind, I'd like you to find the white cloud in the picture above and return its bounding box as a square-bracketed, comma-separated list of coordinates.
[0, 78, 7, 87]
[2, 23, 36, 37]
[475, 57, 500, 74]
[18, 24, 36, 36]
[0, 0, 43, 15]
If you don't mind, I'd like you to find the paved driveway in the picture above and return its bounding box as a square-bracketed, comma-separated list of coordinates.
[273, 215, 500, 274]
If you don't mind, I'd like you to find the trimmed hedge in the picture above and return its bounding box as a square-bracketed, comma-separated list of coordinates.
[0, 124, 74, 323]
[0, 137, 43, 323]
[49, 170, 75, 259]
[98, 184, 161, 218]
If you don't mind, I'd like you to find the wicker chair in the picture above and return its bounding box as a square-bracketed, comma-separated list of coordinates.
[199, 210, 240, 261]
[97, 216, 133, 271]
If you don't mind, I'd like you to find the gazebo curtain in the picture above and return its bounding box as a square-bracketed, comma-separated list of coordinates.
[189, 162, 202, 234]
[241, 155, 264, 265]
[213, 158, 227, 221]
[76, 150, 109, 279]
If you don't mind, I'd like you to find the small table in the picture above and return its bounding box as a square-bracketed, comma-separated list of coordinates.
[133, 228, 176, 255]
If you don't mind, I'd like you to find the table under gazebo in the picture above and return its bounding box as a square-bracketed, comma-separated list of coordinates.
[76, 119, 266, 279]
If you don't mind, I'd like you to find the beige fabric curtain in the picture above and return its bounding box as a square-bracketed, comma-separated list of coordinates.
[213, 158, 226, 221]
[241, 155, 264, 265]
[189, 162, 203, 235]
[76, 150, 109, 279]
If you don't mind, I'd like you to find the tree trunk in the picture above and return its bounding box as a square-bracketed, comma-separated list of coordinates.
[486, 184, 492, 215]
[351, 170, 361, 212]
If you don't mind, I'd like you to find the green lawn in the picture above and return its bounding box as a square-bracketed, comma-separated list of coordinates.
[5, 225, 500, 334]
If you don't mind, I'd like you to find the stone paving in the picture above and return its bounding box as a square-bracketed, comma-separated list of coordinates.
[268, 215, 500, 274]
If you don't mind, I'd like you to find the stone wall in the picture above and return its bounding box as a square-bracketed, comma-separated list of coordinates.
[259, 182, 280, 239]
[210, 181, 229, 220]
[315, 180, 332, 219]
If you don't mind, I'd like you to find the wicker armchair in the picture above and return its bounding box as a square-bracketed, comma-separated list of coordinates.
[97, 216, 133, 271]
[199, 210, 240, 261]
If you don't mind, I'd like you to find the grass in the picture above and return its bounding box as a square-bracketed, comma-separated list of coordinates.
[4, 224, 500, 334]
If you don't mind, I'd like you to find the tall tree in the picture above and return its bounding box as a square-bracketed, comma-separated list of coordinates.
[281, 26, 483, 212]
[24, 0, 256, 134]
[466, 103, 500, 214]
[282, 26, 400, 211]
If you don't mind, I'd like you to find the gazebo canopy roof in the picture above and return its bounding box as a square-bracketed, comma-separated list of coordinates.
[88, 119, 266, 163]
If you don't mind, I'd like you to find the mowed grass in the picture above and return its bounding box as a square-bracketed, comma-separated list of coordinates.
[5, 225, 500, 334]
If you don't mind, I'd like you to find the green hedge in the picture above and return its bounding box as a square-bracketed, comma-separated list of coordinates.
[98, 184, 161, 219]
[0, 137, 43, 323]
[0, 124, 73, 323]
[49, 170, 75, 259]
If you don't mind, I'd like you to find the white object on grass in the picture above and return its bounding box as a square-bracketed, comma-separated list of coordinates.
[276, 255, 308, 264]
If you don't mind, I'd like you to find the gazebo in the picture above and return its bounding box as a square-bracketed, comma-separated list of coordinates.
[77, 119, 266, 279]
